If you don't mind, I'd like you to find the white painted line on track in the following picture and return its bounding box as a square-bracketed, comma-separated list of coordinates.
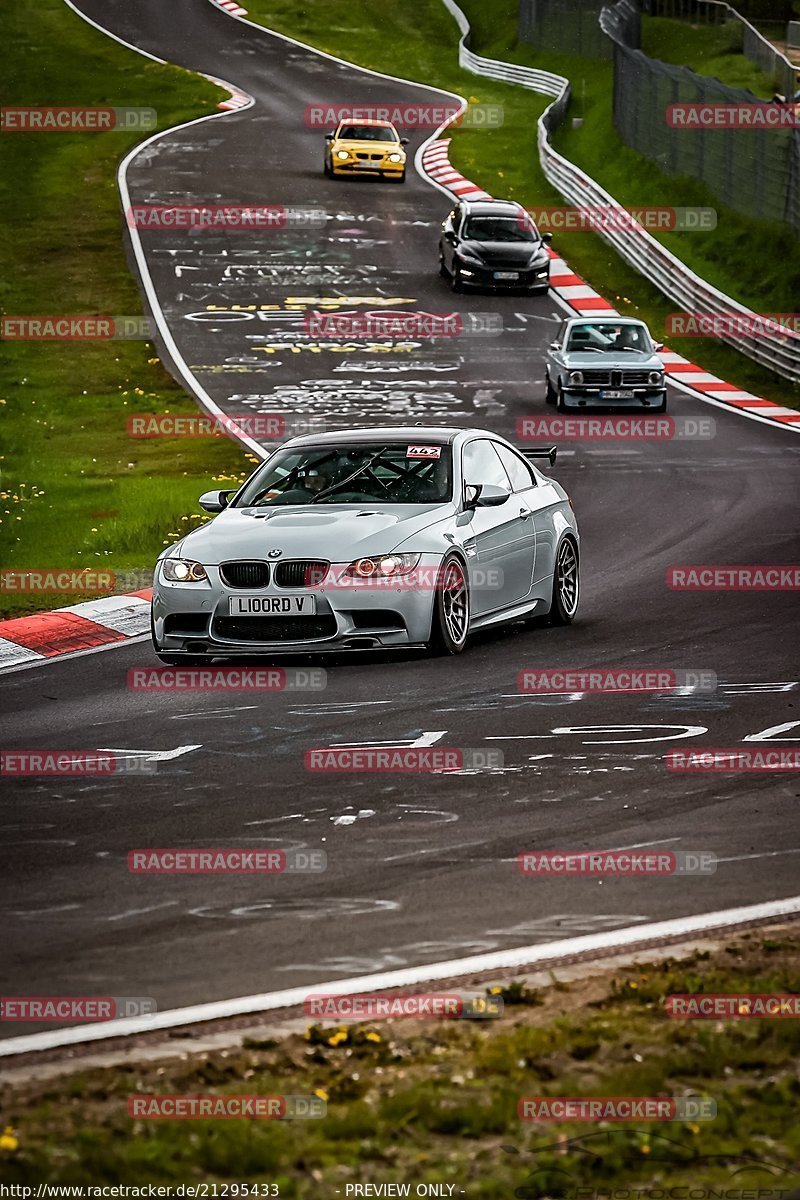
[1, 894, 798, 1058]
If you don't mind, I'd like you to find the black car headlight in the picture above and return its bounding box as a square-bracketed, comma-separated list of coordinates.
[161, 558, 208, 583]
[648, 370, 664, 385]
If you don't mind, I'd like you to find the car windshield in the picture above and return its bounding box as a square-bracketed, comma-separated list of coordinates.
[566, 322, 651, 353]
[338, 124, 398, 142]
[234, 443, 453, 507]
[463, 216, 537, 243]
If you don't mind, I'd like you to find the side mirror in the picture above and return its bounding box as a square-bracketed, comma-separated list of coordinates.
[198, 490, 230, 513]
[325, 132, 334, 141]
[463, 483, 482, 509]
[445, 229, 456, 243]
[541, 231, 553, 243]
[549, 341, 561, 351]
[654, 342, 664, 352]
[400, 137, 409, 145]
[476, 484, 511, 508]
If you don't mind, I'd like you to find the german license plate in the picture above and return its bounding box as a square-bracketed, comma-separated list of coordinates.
[601, 389, 635, 399]
[494, 271, 519, 280]
[229, 595, 317, 616]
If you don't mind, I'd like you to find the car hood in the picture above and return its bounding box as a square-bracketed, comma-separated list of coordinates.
[174, 503, 454, 564]
[562, 350, 664, 369]
[462, 239, 548, 264]
[334, 139, 402, 152]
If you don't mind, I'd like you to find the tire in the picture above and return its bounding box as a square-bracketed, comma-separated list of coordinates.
[545, 371, 556, 405]
[428, 554, 470, 655]
[323, 157, 331, 177]
[556, 382, 568, 412]
[450, 265, 464, 293]
[548, 537, 580, 625]
[438, 252, 448, 279]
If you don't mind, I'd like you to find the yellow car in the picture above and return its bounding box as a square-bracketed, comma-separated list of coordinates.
[324, 118, 408, 183]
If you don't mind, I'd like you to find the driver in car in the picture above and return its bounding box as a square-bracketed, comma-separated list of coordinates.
[264, 466, 334, 504]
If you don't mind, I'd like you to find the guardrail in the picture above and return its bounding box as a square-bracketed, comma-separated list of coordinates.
[438, 0, 800, 383]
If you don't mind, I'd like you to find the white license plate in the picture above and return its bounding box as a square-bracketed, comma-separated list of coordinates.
[229, 594, 317, 616]
[493, 271, 519, 280]
[600, 389, 635, 399]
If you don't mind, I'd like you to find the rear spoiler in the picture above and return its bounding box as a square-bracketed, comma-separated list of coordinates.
[519, 445, 557, 466]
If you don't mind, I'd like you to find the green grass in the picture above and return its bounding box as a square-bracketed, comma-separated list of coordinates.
[642, 16, 775, 97]
[0, 0, 254, 618]
[2, 930, 798, 1191]
[241, 0, 799, 409]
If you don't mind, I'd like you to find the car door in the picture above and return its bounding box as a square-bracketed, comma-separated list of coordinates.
[441, 204, 461, 273]
[494, 442, 556, 586]
[462, 438, 536, 615]
[547, 319, 568, 386]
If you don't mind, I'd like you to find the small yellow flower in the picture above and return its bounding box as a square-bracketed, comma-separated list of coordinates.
[489, 986, 502, 995]
[0, 1126, 18, 1152]
[365, 1031, 381, 1043]
[327, 1030, 348, 1047]
[640, 1144, 650, 1155]
[314, 1088, 329, 1101]
[687, 1123, 700, 1135]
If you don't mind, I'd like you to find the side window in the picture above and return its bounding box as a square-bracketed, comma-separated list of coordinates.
[494, 443, 537, 492]
[462, 439, 513, 490]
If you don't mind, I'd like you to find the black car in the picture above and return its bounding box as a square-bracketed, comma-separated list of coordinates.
[438, 199, 552, 293]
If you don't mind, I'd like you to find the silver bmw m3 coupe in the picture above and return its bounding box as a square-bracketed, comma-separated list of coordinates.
[151, 426, 580, 660]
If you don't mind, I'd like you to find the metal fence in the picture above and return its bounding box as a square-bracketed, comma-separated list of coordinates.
[601, 0, 800, 234]
[436, 0, 800, 381]
[518, 0, 613, 57]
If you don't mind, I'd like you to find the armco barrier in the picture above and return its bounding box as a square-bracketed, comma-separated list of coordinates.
[438, 0, 800, 384]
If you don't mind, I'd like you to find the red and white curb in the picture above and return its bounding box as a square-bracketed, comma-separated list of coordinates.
[0, 591, 152, 672]
[210, 0, 248, 17]
[419, 140, 800, 432]
[203, 72, 251, 112]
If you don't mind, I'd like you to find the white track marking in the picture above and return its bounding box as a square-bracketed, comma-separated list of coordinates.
[1, 895, 798, 1057]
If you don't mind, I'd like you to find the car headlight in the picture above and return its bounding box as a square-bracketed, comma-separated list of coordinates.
[568, 370, 584, 385]
[344, 554, 421, 579]
[388, 152, 404, 163]
[648, 370, 664, 384]
[162, 558, 208, 583]
[335, 150, 350, 160]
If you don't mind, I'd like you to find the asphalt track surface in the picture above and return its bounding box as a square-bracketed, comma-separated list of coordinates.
[1, 0, 799, 1040]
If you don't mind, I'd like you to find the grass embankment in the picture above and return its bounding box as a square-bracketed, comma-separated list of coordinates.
[0, 0, 251, 618]
[242, 0, 799, 410]
[1, 930, 798, 1192]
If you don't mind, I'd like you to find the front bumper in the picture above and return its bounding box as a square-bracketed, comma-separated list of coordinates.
[152, 557, 442, 656]
[457, 261, 550, 290]
[559, 387, 667, 410]
[331, 157, 405, 178]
